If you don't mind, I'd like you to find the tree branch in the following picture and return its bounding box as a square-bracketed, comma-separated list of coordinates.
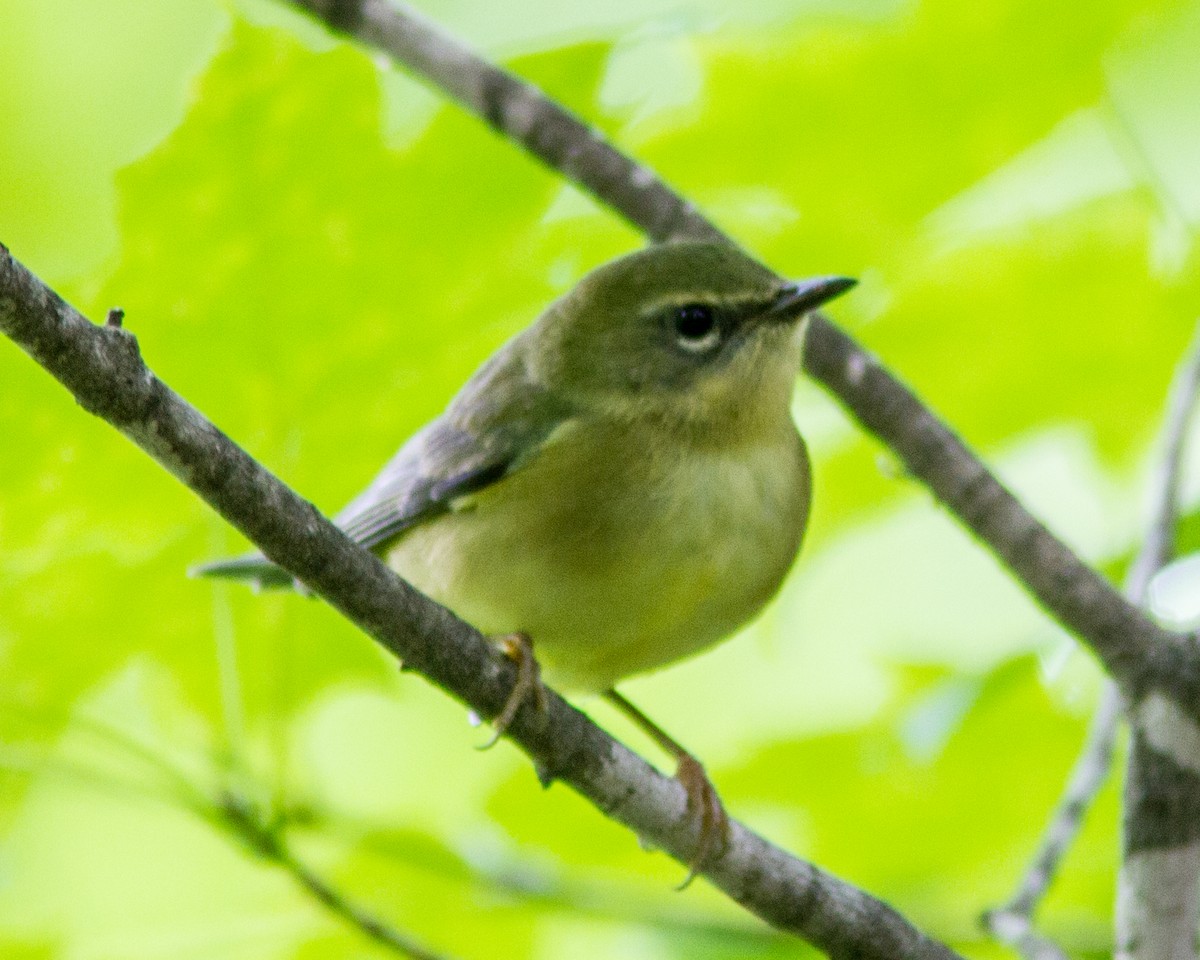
[0, 243, 961, 959]
[281, 0, 1191, 709]
[803, 323, 1180, 690]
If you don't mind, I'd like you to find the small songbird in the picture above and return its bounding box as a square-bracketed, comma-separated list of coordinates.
[196, 240, 854, 873]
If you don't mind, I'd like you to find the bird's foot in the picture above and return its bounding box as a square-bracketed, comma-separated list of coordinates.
[478, 631, 547, 750]
[602, 689, 730, 887]
[674, 752, 730, 889]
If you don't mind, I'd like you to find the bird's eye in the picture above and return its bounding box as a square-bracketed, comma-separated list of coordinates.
[672, 304, 721, 352]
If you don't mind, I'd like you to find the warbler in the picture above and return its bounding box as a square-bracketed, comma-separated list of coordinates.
[197, 240, 854, 872]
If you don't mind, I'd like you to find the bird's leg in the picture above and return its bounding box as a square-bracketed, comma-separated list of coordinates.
[604, 689, 729, 887]
[478, 631, 547, 750]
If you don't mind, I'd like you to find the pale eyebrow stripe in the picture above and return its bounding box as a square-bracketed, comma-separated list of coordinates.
[640, 292, 771, 317]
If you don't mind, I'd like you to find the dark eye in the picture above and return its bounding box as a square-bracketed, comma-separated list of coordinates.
[672, 304, 721, 352]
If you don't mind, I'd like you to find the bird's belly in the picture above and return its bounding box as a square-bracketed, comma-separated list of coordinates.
[385, 432, 809, 692]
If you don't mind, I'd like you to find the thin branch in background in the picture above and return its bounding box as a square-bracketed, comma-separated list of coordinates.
[0, 743, 207, 817]
[982, 685, 1121, 960]
[2, 707, 455, 960]
[984, 319, 1200, 957]
[980, 909, 1071, 960]
[1126, 322, 1200, 597]
[278, 846, 451, 960]
[218, 792, 454, 960]
[0, 702, 217, 819]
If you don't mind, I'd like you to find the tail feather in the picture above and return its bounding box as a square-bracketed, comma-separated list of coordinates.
[190, 553, 296, 590]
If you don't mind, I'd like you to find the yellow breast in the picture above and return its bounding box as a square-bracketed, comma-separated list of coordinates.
[385, 418, 810, 692]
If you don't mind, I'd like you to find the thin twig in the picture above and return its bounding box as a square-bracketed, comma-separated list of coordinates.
[1004, 683, 1123, 918]
[0, 243, 960, 959]
[0, 702, 217, 819]
[0, 743, 207, 815]
[278, 846, 450, 959]
[218, 792, 452, 960]
[18, 710, 755, 958]
[1126, 322, 1200, 601]
[5, 707, 448, 959]
[47, 722, 450, 958]
[986, 320, 1200, 956]
[982, 684, 1121, 959]
[981, 909, 1072, 960]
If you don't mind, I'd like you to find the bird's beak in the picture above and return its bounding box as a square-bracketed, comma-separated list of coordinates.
[764, 275, 857, 321]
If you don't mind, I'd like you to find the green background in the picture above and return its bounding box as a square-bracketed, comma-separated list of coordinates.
[4, 0, 1200, 956]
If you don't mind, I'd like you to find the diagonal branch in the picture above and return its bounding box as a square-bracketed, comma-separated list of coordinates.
[0, 243, 961, 960]
[283, 0, 1189, 707]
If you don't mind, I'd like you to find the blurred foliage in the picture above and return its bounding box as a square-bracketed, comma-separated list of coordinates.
[3, 0, 1200, 957]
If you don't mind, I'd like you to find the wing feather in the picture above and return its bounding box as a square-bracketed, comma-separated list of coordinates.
[194, 331, 573, 586]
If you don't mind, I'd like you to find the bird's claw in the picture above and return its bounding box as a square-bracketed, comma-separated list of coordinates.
[674, 753, 729, 889]
[478, 631, 546, 750]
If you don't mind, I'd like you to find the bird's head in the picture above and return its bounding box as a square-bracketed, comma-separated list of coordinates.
[532, 241, 855, 439]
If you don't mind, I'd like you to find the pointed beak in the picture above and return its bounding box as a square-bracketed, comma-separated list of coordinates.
[764, 275, 857, 321]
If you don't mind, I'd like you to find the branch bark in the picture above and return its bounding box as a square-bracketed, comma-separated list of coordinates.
[0, 243, 961, 960]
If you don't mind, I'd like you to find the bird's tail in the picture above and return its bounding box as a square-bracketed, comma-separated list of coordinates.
[189, 553, 296, 590]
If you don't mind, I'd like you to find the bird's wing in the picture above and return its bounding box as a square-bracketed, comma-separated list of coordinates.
[334, 351, 572, 550]
[193, 338, 573, 588]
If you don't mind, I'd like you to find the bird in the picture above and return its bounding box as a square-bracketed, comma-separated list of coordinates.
[195, 240, 855, 877]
